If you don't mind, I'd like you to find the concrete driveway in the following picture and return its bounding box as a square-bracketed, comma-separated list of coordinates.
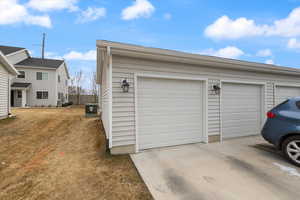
[131, 136, 300, 200]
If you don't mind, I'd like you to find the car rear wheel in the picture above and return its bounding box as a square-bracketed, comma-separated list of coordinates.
[282, 136, 300, 167]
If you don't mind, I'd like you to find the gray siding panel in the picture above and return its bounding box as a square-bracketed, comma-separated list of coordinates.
[111, 70, 135, 147]
[110, 55, 300, 147]
[0, 64, 9, 118]
[6, 51, 28, 65]
[208, 79, 221, 136]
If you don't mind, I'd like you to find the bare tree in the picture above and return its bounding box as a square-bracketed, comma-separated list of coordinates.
[68, 77, 76, 95]
[74, 70, 83, 105]
[91, 72, 98, 103]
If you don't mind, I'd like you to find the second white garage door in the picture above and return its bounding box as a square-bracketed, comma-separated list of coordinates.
[137, 77, 205, 150]
[276, 86, 300, 105]
[222, 83, 263, 139]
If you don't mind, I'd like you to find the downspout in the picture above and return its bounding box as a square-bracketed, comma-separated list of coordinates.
[7, 76, 10, 116]
[107, 46, 113, 149]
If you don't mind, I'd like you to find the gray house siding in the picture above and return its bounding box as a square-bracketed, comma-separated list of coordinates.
[109, 55, 300, 149]
[100, 50, 110, 140]
[12, 67, 57, 106]
[56, 63, 69, 104]
[6, 50, 29, 65]
[0, 63, 9, 119]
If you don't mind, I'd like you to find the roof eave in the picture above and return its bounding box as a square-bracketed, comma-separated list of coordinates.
[15, 65, 58, 70]
[5, 49, 27, 57]
[0, 52, 19, 75]
[96, 40, 300, 76]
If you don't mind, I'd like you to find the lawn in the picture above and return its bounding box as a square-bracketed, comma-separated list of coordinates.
[0, 107, 152, 200]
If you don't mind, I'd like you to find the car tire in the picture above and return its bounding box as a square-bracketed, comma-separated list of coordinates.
[282, 136, 300, 167]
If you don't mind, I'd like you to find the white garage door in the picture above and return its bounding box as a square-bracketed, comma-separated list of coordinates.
[222, 83, 263, 139]
[276, 86, 300, 105]
[137, 77, 205, 150]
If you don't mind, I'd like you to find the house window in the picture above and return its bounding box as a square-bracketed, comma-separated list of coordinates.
[65, 80, 68, 86]
[17, 71, 25, 79]
[58, 75, 61, 83]
[296, 101, 300, 109]
[37, 91, 48, 99]
[17, 91, 22, 98]
[37, 72, 48, 80]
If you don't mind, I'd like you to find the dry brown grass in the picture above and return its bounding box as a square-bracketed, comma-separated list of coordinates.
[0, 107, 152, 200]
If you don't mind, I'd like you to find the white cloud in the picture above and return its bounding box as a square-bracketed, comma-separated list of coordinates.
[287, 38, 300, 49]
[63, 50, 96, 61]
[45, 52, 63, 59]
[205, 16, 265, 39]
[265, 59, 274, 64]
[164, 13, 172, 20]
[27, 0, 79, 12]
[205, 7, 300, 39]
[77, 7, 106, 23]
[25, 15, 52, 28]
[0, 0, 51, 28]
[257, 49, 272, 57]
[200, 46, 244, 59]
[122, 0, 155, 20]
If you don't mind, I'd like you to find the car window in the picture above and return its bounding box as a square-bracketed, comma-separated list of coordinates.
[296, 101, 300, 109]
[275, 100, 289, 109]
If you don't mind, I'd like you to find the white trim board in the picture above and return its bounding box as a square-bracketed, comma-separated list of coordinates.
[108, 46, 113, 149]
[134, 73, 208, 153]
[220, 80, 267, 141]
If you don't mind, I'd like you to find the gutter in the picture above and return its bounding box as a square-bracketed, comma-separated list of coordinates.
[97, 40, 300, 77]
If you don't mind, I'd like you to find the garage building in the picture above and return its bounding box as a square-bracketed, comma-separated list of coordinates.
[0, 51, 18, 119]
[96, 40, 300, 154]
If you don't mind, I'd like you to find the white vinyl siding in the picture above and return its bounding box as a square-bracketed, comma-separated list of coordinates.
[208, 79, 221, 136]
[275, 86, 300, 105]
[36, 72, 48, 80]
[12, 67, 57, 107]
[107, 55, 300, 148]
[137, 77, 205, 150]
[0, 64, 9, 118]
[221, 83, 263, 139]
[6, 50, 28, 65]
[100, 50, 111, 139]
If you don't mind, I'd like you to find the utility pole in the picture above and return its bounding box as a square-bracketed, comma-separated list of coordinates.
[42, 33, 46, 59]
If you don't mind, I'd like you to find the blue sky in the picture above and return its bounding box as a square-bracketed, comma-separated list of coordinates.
[1, 0, 300, 89]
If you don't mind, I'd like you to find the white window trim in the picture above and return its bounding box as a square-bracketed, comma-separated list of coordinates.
[134, 73, 208, 153]
[36, 91, 49, 100]
[37, 72, 48, 80]
[17, 71, 25, 79]
[220, 80, 267, 142]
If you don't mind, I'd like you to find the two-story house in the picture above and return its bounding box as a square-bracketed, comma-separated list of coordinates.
[0, 45, 70, 107]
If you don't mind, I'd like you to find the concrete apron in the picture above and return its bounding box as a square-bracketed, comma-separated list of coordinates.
[131, 136, 300, 200]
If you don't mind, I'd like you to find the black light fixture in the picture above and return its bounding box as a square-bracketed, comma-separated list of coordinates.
[212, 84, 221, 95]
[121, 79, 130, 93]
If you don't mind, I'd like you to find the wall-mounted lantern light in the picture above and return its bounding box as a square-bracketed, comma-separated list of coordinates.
[121, 79, 130, 93]
[212, 84, 221, 95]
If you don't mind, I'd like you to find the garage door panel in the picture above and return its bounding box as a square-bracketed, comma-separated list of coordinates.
[140, 136, 204, 148]
[138, 77, 204, 150]
[276, 86, 300, 105]
[222, 83, 262, 139]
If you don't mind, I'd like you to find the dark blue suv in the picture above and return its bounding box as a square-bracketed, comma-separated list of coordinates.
[262, 97, 300, 167]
